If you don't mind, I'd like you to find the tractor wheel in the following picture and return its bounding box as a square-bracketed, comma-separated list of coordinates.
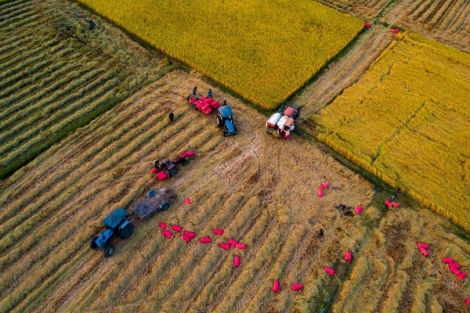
[104, 244, 115, 257]
[168, 167, 178, 177]
[216, 115, 223, 127]
[161, 203, 170, 211]
[119, 223, 134, 239]
[182, 159, 189, 166]
[90, 237, 98, 249]
[192, 103, 197, 110]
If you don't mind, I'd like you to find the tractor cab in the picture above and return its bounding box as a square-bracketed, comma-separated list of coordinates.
[160, 159, 178, 177]
[95, 228, 114, 249]
[217, 105, 237, 136]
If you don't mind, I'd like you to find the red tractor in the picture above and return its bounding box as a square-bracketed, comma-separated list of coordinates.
[151, 150, 195, 181]
[186, 86, 220, 115]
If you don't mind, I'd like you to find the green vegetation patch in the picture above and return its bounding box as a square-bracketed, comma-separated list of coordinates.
[76, 0, 364, 109]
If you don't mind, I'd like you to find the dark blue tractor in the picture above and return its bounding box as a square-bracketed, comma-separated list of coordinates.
[90, 208, 135, 257]
[216, 102, 238, 136]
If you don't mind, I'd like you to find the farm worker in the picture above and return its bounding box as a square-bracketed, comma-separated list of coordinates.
[153, 160, 160, 169]
[169, 112, 174, 122]
[223, 98, 227, 106]
[284, 126, 291, 139]
[207, 88, 213, 98]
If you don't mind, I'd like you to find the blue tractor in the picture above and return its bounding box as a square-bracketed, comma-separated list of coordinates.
[90, 208, 135, 257]
[216, 99, 238, 136]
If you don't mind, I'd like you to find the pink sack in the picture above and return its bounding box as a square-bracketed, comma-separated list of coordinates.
[354, 206, 363, 214]
[416, 242, 429, 249]
[172, 225, 183, 232]
[391, 201, 401, 208]
[233, 256, 241, 267]
[181, 234, 191, 243]
[184, 198, 191, 205]
[184, 231, 196, 239]
[384, 199, 392, 208]
[291, 283, 303, 291]
[220, 243, 231, 250]
[449, 267, 461, 275]
[465, 298, 470, 305]
[213, 228, 224, 236]
[157, 171, 168, 181]
[151, 168, 159, 174]
[442, 257, 454, 263]
[200, 237, 212, 243]
[272, 280, 280, 293]
[419, 246, 429, 257]
[365, 23, 371, 29]
[324, 267, 335, 276]
[162, 230, 173, 238]
[344, 251, 353, 263]
[320, 182, 330, 189]
[457, 272, 467, 280]
[159, 222, 167, 229]
[236, 243, 247, 250]
[317, 188, 324, 197]
[228, 239, 239, 246]
[449, 263, 461, 270]
[211, 101, 220, 109]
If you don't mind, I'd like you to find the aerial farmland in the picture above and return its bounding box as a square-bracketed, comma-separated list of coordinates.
[0, 0, 469, 312]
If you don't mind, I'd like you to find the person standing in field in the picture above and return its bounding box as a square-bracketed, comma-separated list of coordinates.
[169, 112, 174, 122]
[207, 88, 213, 98]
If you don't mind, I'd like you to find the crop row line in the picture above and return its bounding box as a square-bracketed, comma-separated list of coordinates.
[0, 39, 68, 88]
[0, 55, 85, 123]
[0, 0, 32, 13]
[0, 61, 105, 133]
[0, 58, 73, 109]
[0, 71, 118, 157]
[0, 34, 37, 61]
[0, 1, 35, 24]
[0, 8, 37, 28]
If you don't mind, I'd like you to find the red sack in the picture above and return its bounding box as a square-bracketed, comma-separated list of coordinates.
[272, 280, 280, 293]
[233, 256, 241, 267]
[213, 228, 224, 235]
[162, 230, 173, 238]
[172, 225, 183, 232]
[200, 237, 212, 243]
[290, 283, 303, 291]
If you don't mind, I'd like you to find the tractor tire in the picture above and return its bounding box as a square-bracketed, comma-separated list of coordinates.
[90, 237, 98, 249]
[168, 167, 178, 177]
[161, 203, 170, 211]
[182, 159, 189, 166]
[119, 223, 134, 239]
[192, 103, 197, 110]
[216, 115, 223, 127]
[104, 244, 115, 257]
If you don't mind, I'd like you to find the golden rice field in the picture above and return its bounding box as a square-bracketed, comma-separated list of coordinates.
[312, 32, 470, 232]
[76, 0, 364, 110]
[1, 0, 470, 312]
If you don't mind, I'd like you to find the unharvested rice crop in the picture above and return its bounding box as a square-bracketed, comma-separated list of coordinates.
[313, 32, 470, 231]
[76, 0, 364, 110]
